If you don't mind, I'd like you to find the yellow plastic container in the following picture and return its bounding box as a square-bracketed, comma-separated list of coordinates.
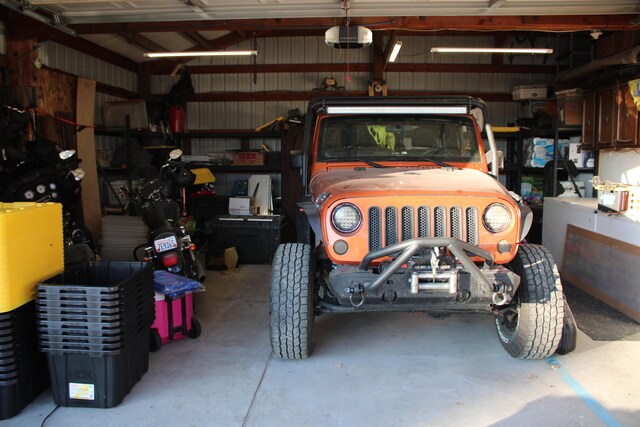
[0, 202, 64, 312]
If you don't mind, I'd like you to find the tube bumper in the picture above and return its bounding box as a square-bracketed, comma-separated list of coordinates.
[324, 237, 520, 311]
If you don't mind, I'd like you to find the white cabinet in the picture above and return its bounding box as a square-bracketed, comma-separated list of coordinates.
[542, 198, 597, 268]
[542, 197, 640, 269]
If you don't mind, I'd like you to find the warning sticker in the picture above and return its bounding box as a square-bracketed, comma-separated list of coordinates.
[69, 383, 95, 400]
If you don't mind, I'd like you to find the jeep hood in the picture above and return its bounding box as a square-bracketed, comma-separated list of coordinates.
[309, 167, 511, 200]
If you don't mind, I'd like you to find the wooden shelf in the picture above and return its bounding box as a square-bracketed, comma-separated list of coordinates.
[95, 128, 284, 139]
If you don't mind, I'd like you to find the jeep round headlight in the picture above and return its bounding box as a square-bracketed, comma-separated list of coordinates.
[483, 203, 512, 233]
[331, 203, 362, 233]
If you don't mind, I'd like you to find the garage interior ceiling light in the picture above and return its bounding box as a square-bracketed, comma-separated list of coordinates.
[388, 41, 403, 63]
[326, 106, 468, 114]
[143, 50, 258, 58]
[431, 47, 553, 54]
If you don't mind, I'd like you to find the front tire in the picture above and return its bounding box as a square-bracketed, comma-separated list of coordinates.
[270, 243, 315, 359]
[495, 244, 564, 359]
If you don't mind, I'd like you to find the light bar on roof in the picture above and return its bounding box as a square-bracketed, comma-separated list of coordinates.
[325, 106, 468, 114]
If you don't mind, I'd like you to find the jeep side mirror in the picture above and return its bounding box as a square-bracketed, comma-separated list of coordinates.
[290, 149, 303, 169]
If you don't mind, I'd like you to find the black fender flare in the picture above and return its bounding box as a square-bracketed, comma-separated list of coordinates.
[297, 201, 322, 243]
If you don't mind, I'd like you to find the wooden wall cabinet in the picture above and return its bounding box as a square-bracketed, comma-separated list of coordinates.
[593, 82, 639, 149]
[582, 92, 596, 148]
[597, 87, 615, 148]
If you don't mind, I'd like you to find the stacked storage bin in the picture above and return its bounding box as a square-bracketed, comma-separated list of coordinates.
[0, 202, 63, 419]
[0, 302, 50, 419]
[36, 262, 154, 408]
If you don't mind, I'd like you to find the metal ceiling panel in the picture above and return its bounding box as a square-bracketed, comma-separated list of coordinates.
[141, 32, 193, 52]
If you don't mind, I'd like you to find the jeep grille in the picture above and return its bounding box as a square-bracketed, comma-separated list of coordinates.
[369, 206, 479, 250]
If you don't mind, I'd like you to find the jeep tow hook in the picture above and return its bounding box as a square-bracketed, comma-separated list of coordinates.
[345, 284, 365, 308]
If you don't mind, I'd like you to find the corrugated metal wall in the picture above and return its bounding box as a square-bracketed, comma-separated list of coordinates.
[39, 42, 138, 92]
[152, 34, 555, 144]
[27, 35, 557, 198]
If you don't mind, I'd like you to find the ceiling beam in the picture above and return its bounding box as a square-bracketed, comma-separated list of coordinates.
[70, 15, 639, 35]
[119, 32, 167, 52]
[182, 31, 211, 50]
[189, 90, 513, 103]
[171, 63, 555, 76]
[41, 64, 138, 99]
[53, 32, 139, 73]
[372, 32, 385, 81]
[0, 8, 139, 73]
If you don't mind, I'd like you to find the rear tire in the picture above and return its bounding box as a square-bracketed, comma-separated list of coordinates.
[270, 243, 315, 359]
[495, 244, 564, 359]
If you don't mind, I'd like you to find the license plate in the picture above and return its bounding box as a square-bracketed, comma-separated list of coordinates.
[154, 235, 178, 253]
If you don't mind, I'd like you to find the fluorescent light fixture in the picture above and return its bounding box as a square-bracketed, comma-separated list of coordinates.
[388, 41, 403, 63]
[326, 106, 468, 114]
[143, 50, 258, 58]
[431, 47, 553, 54]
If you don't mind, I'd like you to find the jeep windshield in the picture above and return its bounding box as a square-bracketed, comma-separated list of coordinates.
[316, 115, 482, 164]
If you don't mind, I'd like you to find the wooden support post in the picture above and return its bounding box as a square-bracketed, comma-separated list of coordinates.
[372, 32, 385, 81]
[76, 78, 101, 242]
[7, 39, 36, 88]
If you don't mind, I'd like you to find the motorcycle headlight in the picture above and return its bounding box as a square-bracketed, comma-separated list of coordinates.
[331, 203, 362, 233]
[483, 203, 512, 233]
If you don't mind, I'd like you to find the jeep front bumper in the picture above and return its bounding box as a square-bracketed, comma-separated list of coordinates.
[321, 237, 520, 312]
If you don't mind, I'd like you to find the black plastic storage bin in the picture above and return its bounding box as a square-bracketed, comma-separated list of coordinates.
[36, 262, 153, 408]
[46, 329, 150, 408]
[0, 301, 49, 420]
[208, 215, 286, 264]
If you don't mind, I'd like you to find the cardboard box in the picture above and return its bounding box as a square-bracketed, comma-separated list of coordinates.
[228, 197, 255, 215]
[233, 152, 265, 166]
[512, 85, 548, 101]
[103, 99, 148, 129]
[559, 99, 583, 126]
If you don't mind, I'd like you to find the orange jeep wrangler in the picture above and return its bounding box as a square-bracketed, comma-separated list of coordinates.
[270, 96, 575, 360]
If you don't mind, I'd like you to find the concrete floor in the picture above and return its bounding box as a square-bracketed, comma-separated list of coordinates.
[7, 264, 640, 427]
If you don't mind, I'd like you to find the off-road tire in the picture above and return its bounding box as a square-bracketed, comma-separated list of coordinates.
[495, 244, 564, 359]
[270, 243, 315, 359]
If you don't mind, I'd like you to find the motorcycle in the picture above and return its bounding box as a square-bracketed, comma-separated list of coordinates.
[0, 136, 96, 267]
[127, 149, 206, 282]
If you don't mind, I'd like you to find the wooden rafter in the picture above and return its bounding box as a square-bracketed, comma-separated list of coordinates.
[174, 63, 556, 75]
[189, 90, 513, 103]
[0, 9, 138, 73]
[182, 31, 211, 50]
[119, 32, 167, 53]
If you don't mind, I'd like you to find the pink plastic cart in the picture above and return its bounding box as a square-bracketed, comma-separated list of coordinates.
[150, 292, 201, 352]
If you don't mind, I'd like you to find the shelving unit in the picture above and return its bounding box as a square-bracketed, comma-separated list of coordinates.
[94, 125, 286, 215]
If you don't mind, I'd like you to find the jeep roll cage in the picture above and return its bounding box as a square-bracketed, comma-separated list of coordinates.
[297, 96, 499, 192]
